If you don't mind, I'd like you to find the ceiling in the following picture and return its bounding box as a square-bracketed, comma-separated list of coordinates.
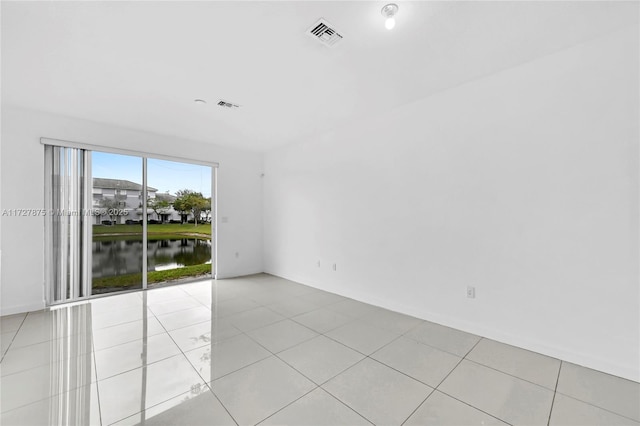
[1, 1, 637, 152]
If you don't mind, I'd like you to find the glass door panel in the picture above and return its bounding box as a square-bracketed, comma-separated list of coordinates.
[146, 158, 212, 288]
[91, 152, 144, 295]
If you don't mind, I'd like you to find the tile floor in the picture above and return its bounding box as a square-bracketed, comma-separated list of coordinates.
[0, 274, 638, 425]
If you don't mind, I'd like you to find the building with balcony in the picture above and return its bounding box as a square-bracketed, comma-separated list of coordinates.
[92, 178, 158, 225]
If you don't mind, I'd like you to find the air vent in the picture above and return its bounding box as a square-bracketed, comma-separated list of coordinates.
[217, 100, 240, 108]
[307, 18, 343, 47]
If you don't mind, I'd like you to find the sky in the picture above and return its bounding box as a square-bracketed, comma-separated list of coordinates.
[92, 152, 212, 197]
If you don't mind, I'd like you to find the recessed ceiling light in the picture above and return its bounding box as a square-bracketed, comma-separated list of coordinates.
[194, 99, 207, 104]
[381, 3, 399, 30]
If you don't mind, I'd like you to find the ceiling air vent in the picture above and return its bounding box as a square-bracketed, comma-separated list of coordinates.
[217, 100, 240, 108]
[307, 18, 343, 47]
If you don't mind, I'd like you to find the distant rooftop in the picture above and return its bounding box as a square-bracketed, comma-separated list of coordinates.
[155, 193, 177, 202]
[93, 178, 157, 192]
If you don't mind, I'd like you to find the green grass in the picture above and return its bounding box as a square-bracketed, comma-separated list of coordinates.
[92, 263, 212, 289]
[93, 233, 209, 242]
[93, 223, 211, 236]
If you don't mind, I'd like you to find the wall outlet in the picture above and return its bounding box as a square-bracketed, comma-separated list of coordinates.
[235, 252, 239, 258]
[332, 263, 337, 271]
[317, 261, 321, 267]
[467, 286, 476, 298]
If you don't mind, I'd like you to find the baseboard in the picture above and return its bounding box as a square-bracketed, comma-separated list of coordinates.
[215, 269, 264, 280]
[265, 270, 640, 383]
[0, 300, 46, 316]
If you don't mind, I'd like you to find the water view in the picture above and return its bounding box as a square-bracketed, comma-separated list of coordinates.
[92, 236, 212, 294]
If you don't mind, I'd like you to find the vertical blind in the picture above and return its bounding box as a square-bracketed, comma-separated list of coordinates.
[44, 145, 91, 304]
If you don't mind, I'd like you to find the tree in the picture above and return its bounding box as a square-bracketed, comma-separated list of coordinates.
[147, 197, 170, 223]
[190, 195, 209, 226]
[98, 194, 126, 225]
[173, 189, 208, 226]
[173, 189, 193, 224]
[202, 197, 212, 223]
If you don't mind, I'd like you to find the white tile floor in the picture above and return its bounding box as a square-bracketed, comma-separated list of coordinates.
[0, 274, 638, 426]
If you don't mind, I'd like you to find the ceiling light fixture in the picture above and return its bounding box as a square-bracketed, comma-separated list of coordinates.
[381, 3, 399, 30]
[194, 99, 207, 104]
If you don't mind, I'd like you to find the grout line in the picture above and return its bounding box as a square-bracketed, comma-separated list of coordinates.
[314, 353, 438, 426]
[317, 387, 376, 426]
[547, 361, 563, 426]
[318, 329, 378, 358]
[552, 389, 640, 423]
[179, 329, 270, 384]
[274, 343, 361, 387]
[0, 350, 96, 418]
[399, 389, 434, 426]
[91, 336, 105, 426]
[435, 338, 514, 425]
[237, 322, 329, 386]
[431, 337, 481, 390]
[402, 338, 516, 424]
[254, 386, 320, 425]
[365, 351, 438, 390]
[399, 319, 427, 337]
[289, 314, 356, 335]
[418, 338, 524, 426]
[427, 336, 563, 392]
[268, 333, 423, 425]
[432, 389, 516, 426]
[462, 357, 559, 392]
[205, 382, 239, 426]
[195, 310, 333, 425]
[316, 388, 376, 426]
[0, 314, 27, 363]
[103, 381, 210, 426]
[319, 379, 378, 425]
[401, 331, 480, 359]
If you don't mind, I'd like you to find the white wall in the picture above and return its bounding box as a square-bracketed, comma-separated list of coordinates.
[263, 26, 639, 381]
[0, 107, 263, 315]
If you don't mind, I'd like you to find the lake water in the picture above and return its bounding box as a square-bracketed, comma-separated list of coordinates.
[92, 237, 212, 278]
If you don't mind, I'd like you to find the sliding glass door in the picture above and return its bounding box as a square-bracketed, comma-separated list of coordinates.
[44, 139, 216, 305]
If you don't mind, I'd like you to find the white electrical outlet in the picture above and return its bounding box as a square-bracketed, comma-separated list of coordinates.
[467, 286, 475, 298]
[332, 263, 337, 271]
[235, 252, 239, 258]
[317, 261, 321, 267]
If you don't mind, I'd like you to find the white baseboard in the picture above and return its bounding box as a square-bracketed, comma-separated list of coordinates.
[215, 269, 264, 280]
[265, 270, 640, 383]
[0, 300, 46, 316]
